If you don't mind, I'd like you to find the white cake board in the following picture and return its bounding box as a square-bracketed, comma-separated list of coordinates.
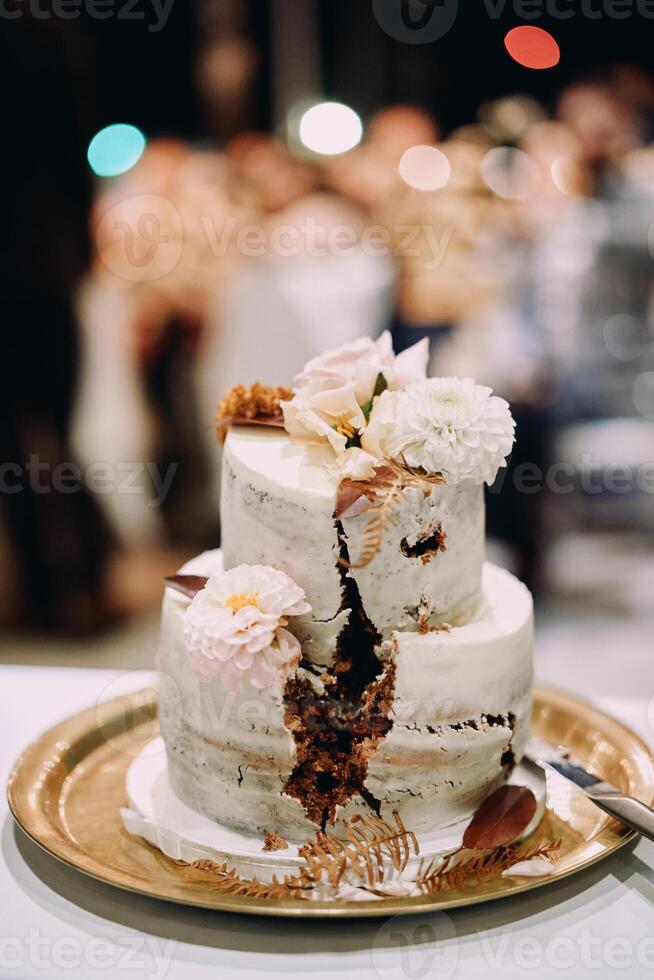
[121, 738, 547, 884]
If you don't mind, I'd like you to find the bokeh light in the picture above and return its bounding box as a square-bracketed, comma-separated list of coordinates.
[298, 102, 363, 156]
[480, 146, 540, 200]
[504, 26, 560, 70]
[87, 123, 146, 178]
[550, 155, 577, 195]
[478, 95, 547, 144]
[398, 145, 451, 191]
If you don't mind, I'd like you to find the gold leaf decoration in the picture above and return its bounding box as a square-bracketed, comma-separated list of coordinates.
[215, 383, 293, 442]
[337, 460, 445, 569]
[416, 840, 561, 895]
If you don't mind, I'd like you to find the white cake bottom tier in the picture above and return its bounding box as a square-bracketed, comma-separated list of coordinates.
[158, 551, 533, 841]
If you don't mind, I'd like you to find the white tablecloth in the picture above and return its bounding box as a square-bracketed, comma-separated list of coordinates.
[1, 665, 653, 980]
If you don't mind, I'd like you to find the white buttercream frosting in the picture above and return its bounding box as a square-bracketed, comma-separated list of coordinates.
[221, 426, 485, 635]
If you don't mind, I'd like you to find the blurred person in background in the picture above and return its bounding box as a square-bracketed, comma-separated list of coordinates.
[531, 75, 653, 421]
[441, 73, 654, 587]
[82, 132, 396, 549]
[326, 106, 499, 358]
[527, 76, 654, 575]
[78, 140, 257, 553]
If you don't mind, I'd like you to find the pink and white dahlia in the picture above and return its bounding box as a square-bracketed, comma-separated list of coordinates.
[183, 564, 311, 690]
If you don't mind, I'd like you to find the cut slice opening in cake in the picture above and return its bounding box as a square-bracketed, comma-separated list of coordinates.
[400, 523, 447, 564]
[282, 520, 395, 829]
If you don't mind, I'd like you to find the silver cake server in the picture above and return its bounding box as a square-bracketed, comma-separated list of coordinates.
[524, 736, 654, 842]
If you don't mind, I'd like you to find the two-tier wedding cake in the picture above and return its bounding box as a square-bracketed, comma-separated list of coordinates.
[158, 332, 533, 842]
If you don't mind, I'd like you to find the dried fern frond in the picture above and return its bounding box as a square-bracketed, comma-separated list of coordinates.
[182, 858, 308, 900]
[297, 812, 419, 889]
[339, 459, 445, 569]
[215, 382, 292, 442]
[173, 824, 560, 902]
[416, 839, 561, 895]
[175, 812, 418, 900]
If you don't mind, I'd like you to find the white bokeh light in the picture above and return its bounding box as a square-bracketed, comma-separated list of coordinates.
[398, 145, 451, 191]
[480, 146, 540, 200]
[298, 102, 363, 156]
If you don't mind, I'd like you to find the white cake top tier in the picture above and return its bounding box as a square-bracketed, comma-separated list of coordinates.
[223, 427, 337, 509]
[218, 333, 515, 643]
[222, 426, 484, 637]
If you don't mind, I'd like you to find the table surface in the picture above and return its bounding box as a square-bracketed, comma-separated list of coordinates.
[1, 665, 653, 980]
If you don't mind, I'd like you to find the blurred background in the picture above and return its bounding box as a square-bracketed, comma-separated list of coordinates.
[1, 0, 653, 695]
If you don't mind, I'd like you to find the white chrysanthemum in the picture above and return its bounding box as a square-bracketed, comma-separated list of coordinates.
[183, 564, 311, 690]
[362, 378, 515, 484]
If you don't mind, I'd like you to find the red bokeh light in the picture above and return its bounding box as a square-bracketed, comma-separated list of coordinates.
[504, 26, 560, 70]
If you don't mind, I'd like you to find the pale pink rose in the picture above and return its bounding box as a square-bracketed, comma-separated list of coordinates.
[283, 331, 428, 454]
[295, 330, 429, 404]
[183, 564, 311, 690]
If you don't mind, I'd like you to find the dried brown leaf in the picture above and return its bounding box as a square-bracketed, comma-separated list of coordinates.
[217, 414, 286, 431]
[164, 575, 208, 600]
[462, 785, 538, 850]
[334, 479, 379, 520]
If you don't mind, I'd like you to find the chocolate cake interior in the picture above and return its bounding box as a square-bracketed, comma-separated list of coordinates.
[282, 520, 395, 827]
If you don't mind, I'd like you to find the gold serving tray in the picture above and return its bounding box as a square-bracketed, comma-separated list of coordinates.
[7, 686, 654, 918]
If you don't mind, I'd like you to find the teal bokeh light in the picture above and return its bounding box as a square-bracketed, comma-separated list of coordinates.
[87, 123, 146, 178]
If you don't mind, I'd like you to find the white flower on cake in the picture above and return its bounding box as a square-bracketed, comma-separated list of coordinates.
[281, 331, 428, 455]
[335, 446, 379, 481]
[183, 565, 311, 690]
[282, 381, 366, 455]
[362, 377, 515, 484]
